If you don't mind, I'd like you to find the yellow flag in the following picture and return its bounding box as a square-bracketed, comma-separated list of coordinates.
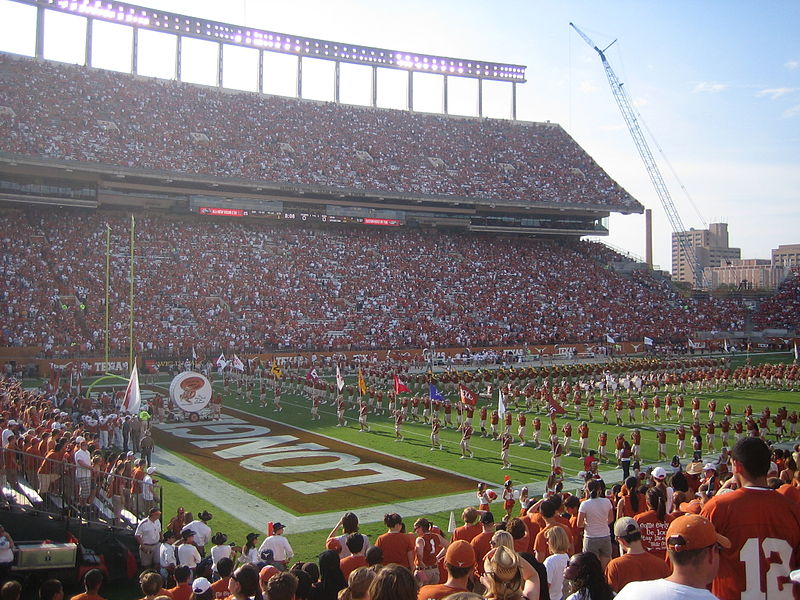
[271, 361, 283, 379]
[358, 368, 368, 396]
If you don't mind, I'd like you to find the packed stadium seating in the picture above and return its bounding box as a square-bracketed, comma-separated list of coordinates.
[752, 267, 800, 330]
[0, 53, 639, 210]
[0, 207, 746, 355]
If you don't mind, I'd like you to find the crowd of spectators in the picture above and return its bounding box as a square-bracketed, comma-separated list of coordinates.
[752, 267, 800, 330]
[0, 207, 747, 355]
[0, 376, 159, 525]
[0, 53, 639, 211]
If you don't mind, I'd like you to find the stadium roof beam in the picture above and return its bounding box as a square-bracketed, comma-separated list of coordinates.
[20, 0, 527, 117]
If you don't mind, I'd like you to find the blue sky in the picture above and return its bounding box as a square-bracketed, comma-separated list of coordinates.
[1, 0, 798, 272]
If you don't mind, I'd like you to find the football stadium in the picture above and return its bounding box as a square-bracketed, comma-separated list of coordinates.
[0, 2, 799, 599]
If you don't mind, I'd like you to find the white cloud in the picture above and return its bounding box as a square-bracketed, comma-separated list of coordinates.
[693, 81, 728, 93]
[782, 104, 800, 118]
[785, 60, 799, 71]
[756, 87, 796, 99]
[579, 80, 597, 93]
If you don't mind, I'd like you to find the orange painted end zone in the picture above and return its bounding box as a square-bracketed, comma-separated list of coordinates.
[151, 410, 474, 514]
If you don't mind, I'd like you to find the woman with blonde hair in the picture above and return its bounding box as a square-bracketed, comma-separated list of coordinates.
[542, 526, 569, 600]
[338, 566, 376, 600]
[482, 536, 541, 600]
[482, 545, 525, 600]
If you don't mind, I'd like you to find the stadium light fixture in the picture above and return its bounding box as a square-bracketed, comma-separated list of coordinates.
[20, 0, 526, 82]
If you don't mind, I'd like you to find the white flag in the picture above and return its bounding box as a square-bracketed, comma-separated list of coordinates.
[447, 511, 456, 533]
[191, 346, 197, 360]
[795, 343, 799, 361]
[216, 353, 227, 368]
[644, 336, 654, 346]
[336, 365, 345, 392]
[606, 334, 616, 344]
[232, 354, 245, 371]
[121, 363, 141, 414]
[498, 388, 507, 417]
[724, 339, 729, 353]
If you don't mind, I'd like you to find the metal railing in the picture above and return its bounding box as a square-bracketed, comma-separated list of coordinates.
[1, 448, 161, 529]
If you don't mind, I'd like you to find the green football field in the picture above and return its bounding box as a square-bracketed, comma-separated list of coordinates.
[155, 354, 797, 554]
[67, 352, 799, 599]
[210, 354, 799, 489]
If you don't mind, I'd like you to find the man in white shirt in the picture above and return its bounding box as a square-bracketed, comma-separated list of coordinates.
[185, 510, 213, 557]
[73, 437, 92, 507]
[178, 529, 202, 573]
[257, 522, 294, 570]
[135, 507, 162, 569]
[159, 530, 178, 587]
[142, 467, 157, 515]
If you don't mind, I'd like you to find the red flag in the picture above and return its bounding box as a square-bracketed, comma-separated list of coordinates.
[459, 385, 478, 406]
[394, 375, 410, 394]
[547, 396, 566, 415]
[307, 368, 320, 383]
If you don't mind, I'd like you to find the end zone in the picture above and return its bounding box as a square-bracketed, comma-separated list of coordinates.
[151, 408, 475, 515]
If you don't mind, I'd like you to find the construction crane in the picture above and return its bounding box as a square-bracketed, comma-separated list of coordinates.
[569, 22, 705, 288]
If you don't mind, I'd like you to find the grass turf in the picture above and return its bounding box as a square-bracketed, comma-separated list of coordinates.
[52, 352, 798, 599]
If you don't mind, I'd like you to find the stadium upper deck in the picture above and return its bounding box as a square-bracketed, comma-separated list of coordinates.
[0, 52, 641, 217]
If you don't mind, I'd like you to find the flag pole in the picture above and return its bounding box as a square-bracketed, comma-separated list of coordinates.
[128, 215, 135, 370]
[104, 223, 111, 365]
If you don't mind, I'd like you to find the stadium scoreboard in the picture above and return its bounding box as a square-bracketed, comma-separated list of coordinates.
[190, 195, 403, 227]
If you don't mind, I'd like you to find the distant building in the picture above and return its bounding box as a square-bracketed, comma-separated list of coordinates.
[704, 259, 787, 290]
[772, 244, 800, 269]
[672, 223, 740, 286]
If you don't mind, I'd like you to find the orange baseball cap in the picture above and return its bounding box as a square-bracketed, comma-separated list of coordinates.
[666, 514, 730, 552]
[259, 565, 280, 583]
[445, 540, 476, 568]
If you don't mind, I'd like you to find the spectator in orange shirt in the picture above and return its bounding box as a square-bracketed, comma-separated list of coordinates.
[70, 568, 106, 600]
[137, 571, 173, 600]
[210, 558, 234, 599]
[167, 566, 193, 600]
[604, 517, 671, 593]
[451, 507, 482, 543]
[339, 534, 368, 582]
[417, 541, 476, 600]
[470, 511, 495, 575]
[375, 513, 415, 570]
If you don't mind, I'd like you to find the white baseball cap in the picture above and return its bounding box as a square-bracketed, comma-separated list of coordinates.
[652, 467, 667, 480]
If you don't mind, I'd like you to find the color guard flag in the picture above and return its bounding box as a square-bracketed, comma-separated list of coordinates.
[547, 396, 567, 416]
[232, 354, 245, 371]
[606, 334, 616, 344]
[307, 367, 320, 383]
[795, 342, 799, 361]
[429, 384, 445, 402]
[724, 339, 729, 353]
[191, 346, 197, 360]
[498, 388, 507, 417]
[459, 384, 478, 406]
[216, 353, 227, 368]
[121, 363, 141, 414]
[358, 368, 368, 396]
[394, 374, 411, 394]
[336, 365, 345, 392]
[644, 336, 654, 346]
[271, 361, 283, 379]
